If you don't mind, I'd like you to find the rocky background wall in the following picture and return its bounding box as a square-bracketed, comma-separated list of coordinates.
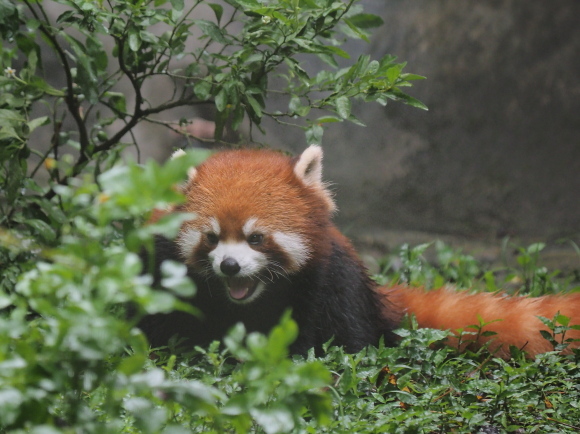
[32, 1, 580, 255]
[267, 1, 580, 248]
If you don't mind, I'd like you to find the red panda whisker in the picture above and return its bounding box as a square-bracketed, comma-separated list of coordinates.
[266, 267, 290, 282]
[265, 262, 291, 282]
[270, 268, 291, 282]
[255, 275, 269, 286]
[192, 260, 214, 278]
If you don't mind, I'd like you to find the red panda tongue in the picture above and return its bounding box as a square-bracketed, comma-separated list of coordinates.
[226, 277, 256, 300]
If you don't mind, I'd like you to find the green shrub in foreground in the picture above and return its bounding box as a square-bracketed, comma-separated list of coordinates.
[2, 174, 580, 432]
[0, 153, 331, 432]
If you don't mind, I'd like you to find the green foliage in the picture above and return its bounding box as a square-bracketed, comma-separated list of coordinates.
[307, 331, 580, 433]
[374, 240, 580, 297]
[0, 0, 424, 206]
[0, 0, 425, 431]
[0, 161, 334, 430]
[373, 241, 484, 290]
[1, 0, 579, 432]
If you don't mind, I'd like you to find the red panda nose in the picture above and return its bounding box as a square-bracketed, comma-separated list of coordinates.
[220, 257, 241, 276]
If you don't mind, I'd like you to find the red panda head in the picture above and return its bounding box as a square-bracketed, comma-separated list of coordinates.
[173, 145, 335, 304]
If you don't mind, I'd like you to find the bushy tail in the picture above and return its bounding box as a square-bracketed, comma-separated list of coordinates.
[381, 285, 580, 358]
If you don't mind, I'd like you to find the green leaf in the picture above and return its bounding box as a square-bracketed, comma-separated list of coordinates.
[23, 219, 57, 243]
[128, 28, 141, 51]
[0, 388, 23, 426]
[316, 116, 342, 124]
[335, 96, 351, 119]
[322, 45, 350, 59]
[289, 95, 310, 117]
[148, 212, 196, 239]
[231, 104, 245, 131]
[169, 0, 184, 11]
[527, 242, 546, 254]
[391, 90, 428, 111]
[555, 314, 570, 327]
[401, 73, 427, 81]
[342, 18, 370, 42]
[386, 63, 404, 84]
[160, 260, 196, 298]
[214, 108, 227, 141]
[403, 95, 428, 110]
[347, 114, 366, 126]
[86, 35, 107, 71]
[266, 311, 298, 361]
[28, 78, 65, 97]
[208, 3, 224, 23]
[348, 13, 384, 29]
[245, 94, 263, 119]
[229, 0, 260, 10]
[215, 87, 228, 112]
[305, 392, 332, 426]
[0, 108, 25, 125]
[194, 19, 227, 44]
[0, 127, 21, 141]
[194, 80, 212, 100]
[117, 353, 148, 375]
[105, 91, 127, 115]
[305, 124, 323, 145]
[26, 116, 49, 133]
[251, 406, 295, 434]
[316, 52, 339, 68]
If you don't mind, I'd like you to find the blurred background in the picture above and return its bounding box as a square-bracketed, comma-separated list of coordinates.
[35, 1, 580, 264]
[268, 1, 580, 264]
[269, 1, 580, 246]
[257, 1, 580, 270]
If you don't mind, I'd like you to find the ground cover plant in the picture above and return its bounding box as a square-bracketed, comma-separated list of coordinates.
[1, 0, 580, 432]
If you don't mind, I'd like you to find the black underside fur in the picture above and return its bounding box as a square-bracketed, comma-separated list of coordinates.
[138, 235, 399, 354]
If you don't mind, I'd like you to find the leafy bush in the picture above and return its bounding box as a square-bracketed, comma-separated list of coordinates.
[374, 240, 580, 296]
[2, 0, 579, 432]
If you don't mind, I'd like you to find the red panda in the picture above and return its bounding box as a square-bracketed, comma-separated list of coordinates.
[140, 145, 580, 357]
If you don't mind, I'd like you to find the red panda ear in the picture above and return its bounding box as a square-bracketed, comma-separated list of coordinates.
[149, 149, 197, 219]
[171, 149, 198, 185]
[294, 145, 337, 213]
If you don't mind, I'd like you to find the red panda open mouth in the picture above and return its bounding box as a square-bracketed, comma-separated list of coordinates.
[224, 276, 261, 302]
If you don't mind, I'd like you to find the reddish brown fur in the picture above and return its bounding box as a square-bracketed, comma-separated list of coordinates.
[384, 286, 580, 357]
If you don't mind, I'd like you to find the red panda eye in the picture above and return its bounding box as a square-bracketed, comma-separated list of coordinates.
[206, 233, 219, 245]
[248, 233, 263, 245]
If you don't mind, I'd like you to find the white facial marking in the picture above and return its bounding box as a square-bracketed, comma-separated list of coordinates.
[177, 227, 202, 259]
[242, 217, 259, 236]
[209, 241, 268, 277]
[207, 217, 220, 235]
[272, 231, 310, 270]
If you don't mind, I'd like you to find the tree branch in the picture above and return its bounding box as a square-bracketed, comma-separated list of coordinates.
[22, 0, 90, 161]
